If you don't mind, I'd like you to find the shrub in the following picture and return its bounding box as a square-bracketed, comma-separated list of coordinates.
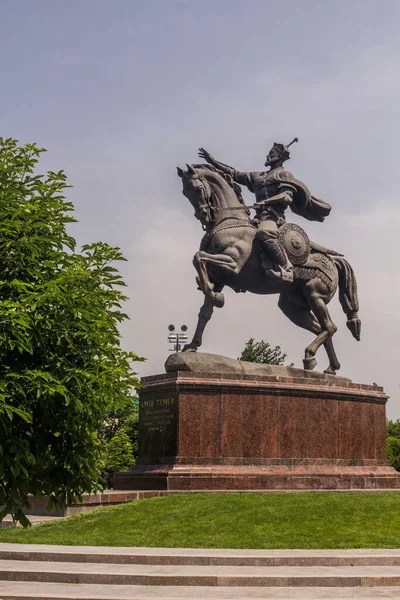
[99, 430, 135, 488]
[387, 436, 400, 471]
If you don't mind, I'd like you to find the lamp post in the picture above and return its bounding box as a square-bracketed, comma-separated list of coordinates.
[168, 324, 188, 352]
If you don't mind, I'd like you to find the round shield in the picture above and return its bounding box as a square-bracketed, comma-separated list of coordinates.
[278, 223, 310, 265]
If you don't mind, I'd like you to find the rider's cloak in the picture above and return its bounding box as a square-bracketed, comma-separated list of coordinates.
[274, 169, 332, 222]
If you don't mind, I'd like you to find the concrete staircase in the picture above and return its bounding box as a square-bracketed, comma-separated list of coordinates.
[1, 544, 400, 598]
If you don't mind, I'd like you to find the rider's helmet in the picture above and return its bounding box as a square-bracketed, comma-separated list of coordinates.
[265, 137, 298, 166]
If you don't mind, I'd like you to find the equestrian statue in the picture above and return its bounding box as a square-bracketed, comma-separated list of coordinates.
[177, 139, 361, 375]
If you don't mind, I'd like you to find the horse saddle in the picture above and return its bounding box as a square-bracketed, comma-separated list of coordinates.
[278, 222, 311, 266]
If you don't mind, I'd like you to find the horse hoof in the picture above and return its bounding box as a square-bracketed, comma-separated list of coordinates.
[182, 345, 197, 353]
[212, 292, 225, 308]
[303, 357, 317, 371]
[324, 367, 336, 376]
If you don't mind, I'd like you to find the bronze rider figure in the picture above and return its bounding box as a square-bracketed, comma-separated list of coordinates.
[198, 139, 331, 282]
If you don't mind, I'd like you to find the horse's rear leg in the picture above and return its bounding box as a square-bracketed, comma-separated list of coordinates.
[278, 292, 322, 371]
[278, 293, 321, 337]
[303, 284, 338, 372]
[279, 291, 340, 374]
[323, 338, 341, 375]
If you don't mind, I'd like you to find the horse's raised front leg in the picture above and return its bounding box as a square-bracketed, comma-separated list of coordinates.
[193, 250, 239, 307]
[183, 284, 224, 352]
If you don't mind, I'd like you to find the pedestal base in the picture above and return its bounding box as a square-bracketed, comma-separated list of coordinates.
[114, 463, 400, 491]
[113, 354, 399, 492]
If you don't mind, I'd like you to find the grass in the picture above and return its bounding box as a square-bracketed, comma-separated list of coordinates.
[1, 492, 400, 548]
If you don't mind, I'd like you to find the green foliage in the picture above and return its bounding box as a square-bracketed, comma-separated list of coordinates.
[387, 419, 400, 439]
[99, 399, 139, 450]
[387, 436, 400, 471]
[4, 492, 400, 548]
[0, 138, 143, 525]
[97, 399, 139, 487]
[386, 421, 400, 471]
[117, 401, 139, 458]
[98, 430, 135, 489]
[239, 338, 289, 365]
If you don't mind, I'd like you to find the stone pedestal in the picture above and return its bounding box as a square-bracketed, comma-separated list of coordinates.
[113, 354, 400, 491]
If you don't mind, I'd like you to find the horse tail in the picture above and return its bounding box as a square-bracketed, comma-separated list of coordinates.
[333, 257, 361, 341]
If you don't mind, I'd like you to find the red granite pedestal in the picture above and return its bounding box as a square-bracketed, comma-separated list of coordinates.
[113, 369, 400, 491]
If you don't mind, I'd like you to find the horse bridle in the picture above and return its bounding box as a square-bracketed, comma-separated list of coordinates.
[193, 171, 250, 230]
[194, 174, 215, 230]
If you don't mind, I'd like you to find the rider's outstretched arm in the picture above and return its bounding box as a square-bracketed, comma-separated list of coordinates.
[198, 148, 258, 192]
[215, 160, 256, 189]
[220, 163, 259, 193]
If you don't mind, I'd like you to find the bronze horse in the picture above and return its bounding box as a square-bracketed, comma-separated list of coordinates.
[177, 164, 361, 375]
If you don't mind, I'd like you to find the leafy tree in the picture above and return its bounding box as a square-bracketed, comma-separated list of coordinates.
[239, 338, 290, 365]
[99, 399, 139, 447]
[117, 400, 139, 458]
[387, 419, 400, 439]
[386, 420, 400, 471]
[98, 430, 135, 489]
[387, 436, 400, 471]
[0, 138, 143, 525]
[97, 399, 139, 486]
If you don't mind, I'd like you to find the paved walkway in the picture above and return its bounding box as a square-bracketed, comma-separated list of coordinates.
[1, 581, 400, 598]
[1, 544, 400, 598]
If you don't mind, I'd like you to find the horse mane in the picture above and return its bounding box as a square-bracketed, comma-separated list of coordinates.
[192, 164, 250, 215]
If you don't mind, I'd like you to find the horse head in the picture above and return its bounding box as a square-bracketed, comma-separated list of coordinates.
[177, 163, 248, 230]
[177, 164, 215, 228]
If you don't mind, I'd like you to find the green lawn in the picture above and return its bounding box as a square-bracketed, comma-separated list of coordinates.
[1, 492, 400, 549]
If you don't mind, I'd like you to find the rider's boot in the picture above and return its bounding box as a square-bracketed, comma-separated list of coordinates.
[261, 239, 294, 283]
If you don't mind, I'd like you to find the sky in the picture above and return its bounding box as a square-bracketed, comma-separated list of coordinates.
[1, 0, 400, 416]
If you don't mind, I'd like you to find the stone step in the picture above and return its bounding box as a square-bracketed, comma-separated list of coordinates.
[3, 559, 400, 587]
[2, 544, 400, 567]
[1, 581, 400, 599]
